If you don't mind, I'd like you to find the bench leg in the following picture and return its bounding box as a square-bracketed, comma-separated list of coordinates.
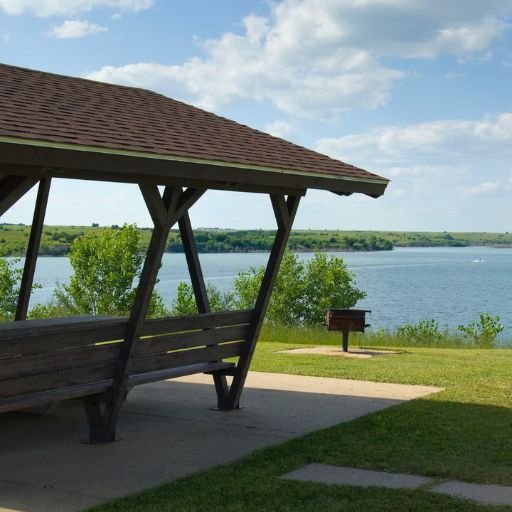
[213, 373, 238, 410]
[83, 397, 117, 443]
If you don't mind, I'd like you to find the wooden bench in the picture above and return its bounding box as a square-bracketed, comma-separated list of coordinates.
[0, 310, 252, 439]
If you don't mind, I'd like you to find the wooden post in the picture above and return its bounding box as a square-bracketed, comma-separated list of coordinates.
[178, 212, 230, 405]
[15, 178, 51, 320]
[218, 194, 302, 409]
[84, 186, 205, 443]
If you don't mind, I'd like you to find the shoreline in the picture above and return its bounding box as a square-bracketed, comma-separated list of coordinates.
[4, 245, 512, 259]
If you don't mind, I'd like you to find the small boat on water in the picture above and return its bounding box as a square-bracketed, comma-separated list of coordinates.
[472, 258, 485, 263]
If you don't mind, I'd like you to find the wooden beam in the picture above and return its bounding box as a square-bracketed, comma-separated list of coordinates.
[0, 142, 388, 198]
[15, 178, 51, 320]
[219, 194, 302, 409]
[84, 186, 204, 443]
[0, 163, 309, 197]
[0, 175, 38, 217]
[178, 212, 230, 406]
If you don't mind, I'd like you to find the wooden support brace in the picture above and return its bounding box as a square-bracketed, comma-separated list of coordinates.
[83, 185, 204, 443]
[271, 195, 290, 231]
[217, 193, 303, 409]
[179, 212, 209, 312]
[15, 178, 51, 320]
[0, 175, 39, 218]
[140, 184, 168, 227]
[178, 211, 230, 406]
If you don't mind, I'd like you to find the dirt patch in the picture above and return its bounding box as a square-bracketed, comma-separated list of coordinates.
[277, 346, 402, 359]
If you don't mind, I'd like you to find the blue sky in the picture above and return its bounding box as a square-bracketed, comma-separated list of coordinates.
[1, 0, 512, 231]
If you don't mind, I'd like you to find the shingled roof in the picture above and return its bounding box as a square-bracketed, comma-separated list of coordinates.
[0, 63, 388, 197]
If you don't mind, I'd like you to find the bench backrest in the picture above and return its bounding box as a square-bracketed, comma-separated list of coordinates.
[0, 310, 252, 412]
[0, 316, 127, 411]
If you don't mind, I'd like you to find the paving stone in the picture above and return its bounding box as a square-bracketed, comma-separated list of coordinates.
[280, 463, 433, 489]
[433, 480, 512, 506]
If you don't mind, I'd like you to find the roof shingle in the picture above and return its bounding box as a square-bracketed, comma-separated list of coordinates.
[0, 64, 387, 186]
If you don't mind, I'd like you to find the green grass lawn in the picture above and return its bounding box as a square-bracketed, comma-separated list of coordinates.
[88, 342, 512, 512]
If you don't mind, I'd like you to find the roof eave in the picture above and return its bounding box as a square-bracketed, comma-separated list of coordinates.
[0, 137, 389, 197]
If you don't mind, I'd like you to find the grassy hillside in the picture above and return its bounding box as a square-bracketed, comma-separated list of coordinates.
[1, 223, 511, 256]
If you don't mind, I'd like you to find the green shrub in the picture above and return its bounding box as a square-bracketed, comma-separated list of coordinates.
[302, 252, 366, 326]
[233, 250, 365, 326]
[457, 312, 504, 348]
[171, 282, 234, 316]
[37, 225, 167, 318]
[29, 301, 70, 320]
[396, 318, 443, 346]
[0, 258, 23, 321]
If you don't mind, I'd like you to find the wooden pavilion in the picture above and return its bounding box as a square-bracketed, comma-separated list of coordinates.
[0, 64, 388, 443]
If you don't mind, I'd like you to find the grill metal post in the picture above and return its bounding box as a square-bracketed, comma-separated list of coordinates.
[342, 330, 349, 352]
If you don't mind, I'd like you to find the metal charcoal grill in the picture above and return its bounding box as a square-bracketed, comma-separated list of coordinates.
[325, 309, 371, 352]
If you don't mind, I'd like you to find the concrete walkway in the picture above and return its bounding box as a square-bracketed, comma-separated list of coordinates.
[0, 372, 441, 512]
[282, 464, 512, 506]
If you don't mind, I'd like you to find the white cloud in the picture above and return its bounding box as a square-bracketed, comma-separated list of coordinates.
[268, 1, 512, 60]
[386, 165, 455, 178]
[434, 19, 503, 57]
[84, 1, 511, 120]
[312, 113, 512, 230]
[0, 0, 152, 17]
[467, 181, 501, 196]
[317, 113, 512, 168]
[264, 120, 299, 140]
[86, 28, 402, 120]
[48, 19, 106, 39]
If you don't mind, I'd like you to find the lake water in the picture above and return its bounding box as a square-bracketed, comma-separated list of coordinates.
[17, 246, 512, 340]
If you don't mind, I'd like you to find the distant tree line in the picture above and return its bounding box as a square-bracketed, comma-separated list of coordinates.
[166, 230, 393, 253]
[4, 223, 512, 257]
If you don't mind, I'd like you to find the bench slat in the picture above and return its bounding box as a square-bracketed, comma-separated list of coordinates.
[127, 361, 235, 387]
[135, 325, 250, 357]
[0, 342, 123, 382]
[141, 310, 252, 336]
[131, 341, 245, 375]
[0, 381, 112, 414]
[0, 322, 127, 357]
[0, 315, 126, 340]
[0, 363, 117, 398]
